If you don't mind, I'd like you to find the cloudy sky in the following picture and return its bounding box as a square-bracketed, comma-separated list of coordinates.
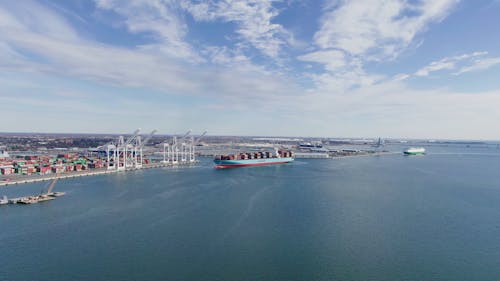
[1, 0, 500, 139]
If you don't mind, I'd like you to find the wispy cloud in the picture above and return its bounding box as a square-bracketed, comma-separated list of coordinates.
[415, 51, 488, 76]
[181, 0, 291, 58]
[314, 0, 459, 59]
[296, 0, 459, 94]
[2, 1, 500, 139]
[412, 51, 500, 77]
[94, 0, 201, 61]
[297, 50, 346, 72]
[284, 78, 500, 139]
[454, 56, 500, 75]
[0, 0, 299, 105]
[1, 2, 81, 42]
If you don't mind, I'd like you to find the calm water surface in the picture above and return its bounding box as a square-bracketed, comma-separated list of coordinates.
[1, 145, 500, 281]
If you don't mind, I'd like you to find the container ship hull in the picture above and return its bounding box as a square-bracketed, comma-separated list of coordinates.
[214, 150, 294, 169]
[214, 157, 294, 169]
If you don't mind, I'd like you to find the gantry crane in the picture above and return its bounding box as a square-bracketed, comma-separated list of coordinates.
[179, 130, 192, 162]
[134, 129, 157, 168]
[189, 131, 207, 162]
[123, 129, 141, 170]
[162, 130, 191, 164]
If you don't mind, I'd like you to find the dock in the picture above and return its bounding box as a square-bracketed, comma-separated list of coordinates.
[1, 178, 62, 205]
[0, 161, 199, 187]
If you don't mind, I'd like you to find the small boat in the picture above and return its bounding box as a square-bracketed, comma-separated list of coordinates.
[298, 142, 323, 149]
[0, 195, 8, 205]
[46, 191, 66, 197]
[404, 147, 426, 155]
[17, 195, 55, 204]
[13, 178, 63, 205]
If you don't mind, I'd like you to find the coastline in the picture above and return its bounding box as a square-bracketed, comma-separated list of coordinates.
[1, 151, 398, 187]
[0, 161, 199, 187]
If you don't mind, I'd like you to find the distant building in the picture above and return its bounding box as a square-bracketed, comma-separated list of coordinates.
[0, 149, 9, 159]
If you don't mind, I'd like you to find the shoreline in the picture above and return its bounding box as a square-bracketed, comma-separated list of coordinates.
[0, 161, 199, 187]
[1, 152, 399, 187]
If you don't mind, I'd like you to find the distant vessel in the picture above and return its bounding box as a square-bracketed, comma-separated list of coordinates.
[404, 147, 426, 155]
[17, 194, 55, 204]
[47, 191, 66, 197]
[0, 195, 8, 205]
[214, 150, 294, 168]
[298, 142, 323, 149]
[374, 137, 384, 147]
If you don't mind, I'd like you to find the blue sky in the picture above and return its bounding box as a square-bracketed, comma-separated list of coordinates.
[1, 0, 500, 139]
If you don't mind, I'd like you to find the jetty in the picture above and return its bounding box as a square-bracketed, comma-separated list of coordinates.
[2, 178, 63, 205]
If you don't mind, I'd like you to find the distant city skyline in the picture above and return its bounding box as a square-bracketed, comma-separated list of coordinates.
[1, 0, 500, 140]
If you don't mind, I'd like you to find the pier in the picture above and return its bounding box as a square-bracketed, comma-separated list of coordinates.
[2, 178, 62, 205]
[0, 161, 199, 187]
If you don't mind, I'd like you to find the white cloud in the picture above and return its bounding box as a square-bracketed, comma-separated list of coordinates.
[314, 0, 459, 59]
[297, 50, 346, 72]
[285, 79, 500, 139]
[0, 0, 300, 105]
[297, 0, 459, 96]
[202, 46, 251, 66]
[454, 56, 500, 75]
[94, 0, 201, 61]
[309, 70, 384, 94]
[181, 0, 291, 58]
[415, 51, 488, 76]
[392, 73, 410, 81]
[415, 60, 455, 77]
[2, 1, 500, 139]
[413, 51, 500, 77]
[0, 1, 79, 42]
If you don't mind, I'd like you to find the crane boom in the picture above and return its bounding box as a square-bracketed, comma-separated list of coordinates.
[96, 141, 114, 149]
[46, 178, 59, 194]
[179, 130, 192, 142]
[139, 129, 157, 148]
[125, 128, 141, 145]
[193, 131, 207, 145]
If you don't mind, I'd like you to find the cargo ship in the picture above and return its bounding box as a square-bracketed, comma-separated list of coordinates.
[214, 150, 294, 168]
[403, 147, 426, 155]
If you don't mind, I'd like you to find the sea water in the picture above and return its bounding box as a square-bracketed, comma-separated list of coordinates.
[1, 144, 500, 281]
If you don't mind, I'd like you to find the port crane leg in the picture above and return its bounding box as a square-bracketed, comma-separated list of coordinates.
[122, 129, 141, 170]
[116, 136, 126, 171]
[178, 130, 191, 163]
[134, 130, 156, 169]
[106, 144, 115, 170]
[172, 136, 179, 164]
[189, 136, 194, 162]
[190, 131, 206, 162]
[181, 143, 187, 162]
[162, 143, 168, 163]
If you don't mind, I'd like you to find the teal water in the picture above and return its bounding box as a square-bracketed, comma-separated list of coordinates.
[1, 145, 500, 280]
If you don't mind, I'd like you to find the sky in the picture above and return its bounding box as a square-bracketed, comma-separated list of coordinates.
[1, 0, 500, 140]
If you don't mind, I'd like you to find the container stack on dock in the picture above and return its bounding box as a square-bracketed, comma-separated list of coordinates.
[0, 154, 110, 177]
